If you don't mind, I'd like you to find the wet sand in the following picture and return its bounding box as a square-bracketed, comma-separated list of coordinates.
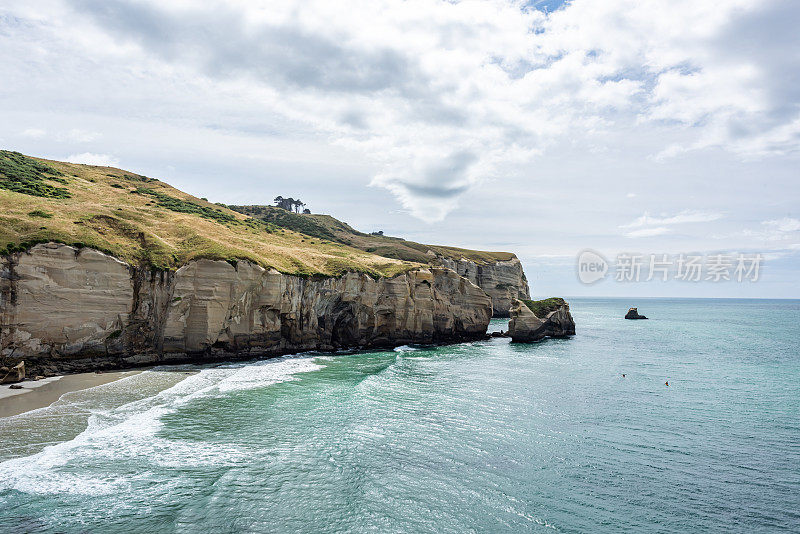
[0, 370, 142, 418]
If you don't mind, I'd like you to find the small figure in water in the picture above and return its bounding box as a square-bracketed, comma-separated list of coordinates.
[665, 381, 669, 386]
[622, 374, 626, 378]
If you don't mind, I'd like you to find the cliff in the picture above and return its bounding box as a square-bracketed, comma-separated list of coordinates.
[229, 205, 531, 316]
[0, 150, 530, 305]
[436, 256, 530, 317]
[0, 150, 525, 375]
[508, 298, 575, 343]
[1, 243, 491, 375]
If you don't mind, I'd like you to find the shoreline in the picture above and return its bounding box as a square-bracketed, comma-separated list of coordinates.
[18, 331, 493, 377]
[0, 370, 143, 418]
[0, 333, 508, 419]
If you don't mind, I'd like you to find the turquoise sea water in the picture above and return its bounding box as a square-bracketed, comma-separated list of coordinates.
[1, 298, 799, 533]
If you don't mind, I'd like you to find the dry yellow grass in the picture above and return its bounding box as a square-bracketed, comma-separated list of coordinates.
[0, 154, 416, 277]
[233, 208, 516, 265]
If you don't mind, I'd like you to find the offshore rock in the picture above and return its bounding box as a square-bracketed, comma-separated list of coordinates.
[624, 307, 648, 320]
[1, 243, 492, 375]
[437, 256, 530, 317]
[508, 298, 576, 343]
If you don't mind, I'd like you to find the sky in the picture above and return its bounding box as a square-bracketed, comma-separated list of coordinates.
[1, 0, 799, 298]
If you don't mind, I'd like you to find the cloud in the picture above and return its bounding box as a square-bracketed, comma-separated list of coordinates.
[19, 127, 99, 143]
[3, 0, 800, 221]
[624, 227, 671, 238]
[763, 217, 800, 233]
[60, 128, 101, 143]
[621, 210, 724, 229]
[721, 217, 800, 242]
[21, 128, 46, 138]
[66, 152, 120, 166]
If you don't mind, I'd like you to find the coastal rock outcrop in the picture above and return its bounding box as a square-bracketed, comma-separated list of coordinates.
[437, 256, 530, 317]
[1, 243, 492, 374]
[624, 308, 648, 320]
[0, 361, 25, 384]
[507, 298, 575, 343]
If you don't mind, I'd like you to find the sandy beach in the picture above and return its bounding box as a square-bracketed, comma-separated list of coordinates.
[0, 370, 142, 418]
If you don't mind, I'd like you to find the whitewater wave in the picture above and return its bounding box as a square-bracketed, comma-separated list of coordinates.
[393, 345, 421, 352]
[0, 355, 325, 496]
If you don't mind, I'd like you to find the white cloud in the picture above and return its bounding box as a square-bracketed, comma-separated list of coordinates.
[624, 227, 671, 238]
[621, 210, 724, 229]
[20, 126, 100, 143]
[763, 217, 800, 233]
[4, 0, 795, 221]
[21, 128, 46, 138]
[65, 152, 120, 166]
[60, 128, 101, 143]
[723, 217, 800, 242]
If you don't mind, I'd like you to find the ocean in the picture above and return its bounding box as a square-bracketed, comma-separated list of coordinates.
[1, 298, 798, 533]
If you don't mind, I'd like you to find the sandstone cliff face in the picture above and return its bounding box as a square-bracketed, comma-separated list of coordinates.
[437, 257, 530, 317]
[507, 298, 575, 343]
[1, 244, 491, 374]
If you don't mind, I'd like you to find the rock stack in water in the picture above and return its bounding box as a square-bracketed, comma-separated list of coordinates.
[508, 298, 575, 343]
[624, 307, 648, 320]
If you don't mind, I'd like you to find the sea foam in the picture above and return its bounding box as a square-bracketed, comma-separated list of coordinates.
[0, 356, 325, 496]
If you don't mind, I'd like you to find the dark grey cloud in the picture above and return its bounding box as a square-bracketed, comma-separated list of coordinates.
[423, 150, 478, 183]
[713, 0, 800, 149]
[385, 150, 477, 200]
[401, 182, 470, 199]
[68, 0, 424, 95]
[67, 0, 479, 134]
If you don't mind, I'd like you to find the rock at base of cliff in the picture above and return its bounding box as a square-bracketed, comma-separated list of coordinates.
[0, 361, 25, 384]
[624, 307, 648, 320]
[508, 298, 575, 343]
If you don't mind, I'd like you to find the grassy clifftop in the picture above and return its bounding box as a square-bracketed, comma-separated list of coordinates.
[229, 205, 515, 265]
[0, 150, 515, 277]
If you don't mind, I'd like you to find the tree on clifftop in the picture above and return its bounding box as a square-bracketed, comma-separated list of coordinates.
[273, 196, 309, 213]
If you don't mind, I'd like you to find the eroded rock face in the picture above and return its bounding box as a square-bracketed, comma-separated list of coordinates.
[1, 244, 132, 358]
[437, 256, 530, 317]
[507, 298, 575, 343]
[1, 244, 492, 374]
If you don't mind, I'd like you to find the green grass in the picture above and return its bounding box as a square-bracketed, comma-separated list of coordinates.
[521, 297, 568, 318]
[229, 205, 338, 241]
[27, 210, 53, 219]
[135, 188, 239, 225]
[0, 150, 71, 199]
